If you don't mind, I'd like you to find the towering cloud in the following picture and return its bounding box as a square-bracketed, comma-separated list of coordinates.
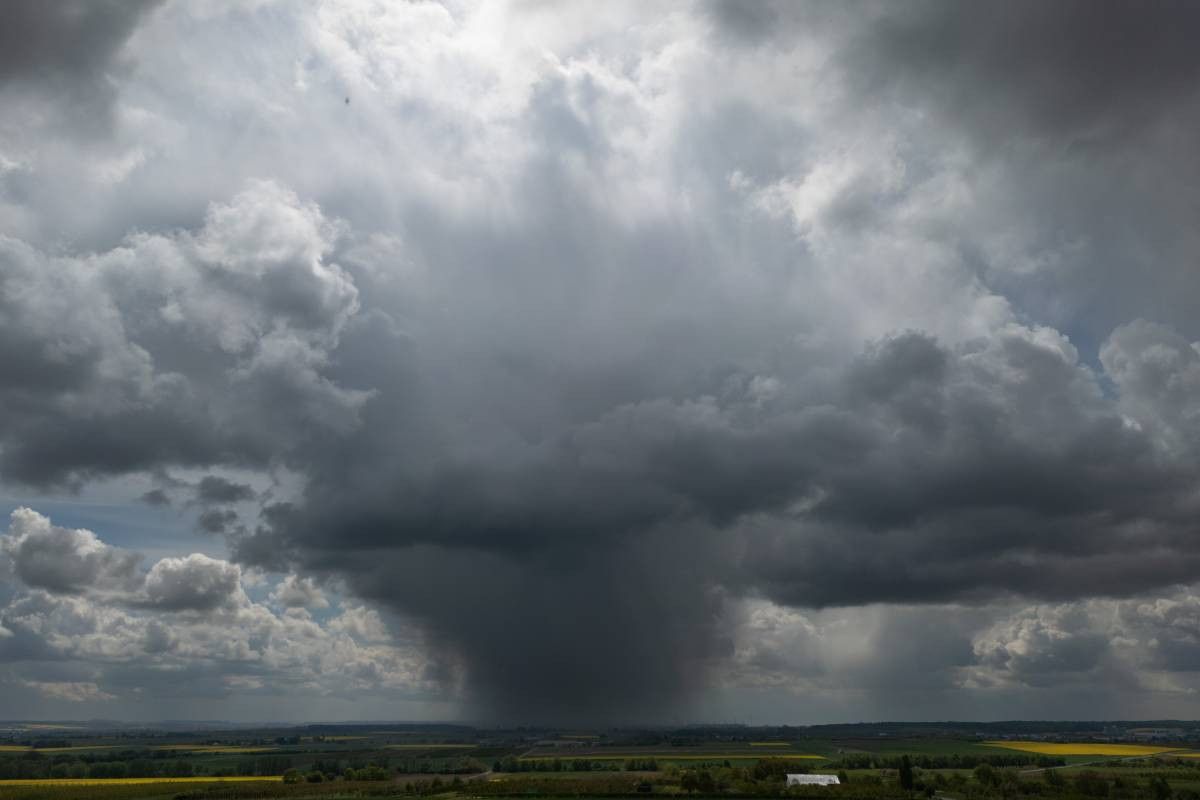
[2, 0, 1200, 722]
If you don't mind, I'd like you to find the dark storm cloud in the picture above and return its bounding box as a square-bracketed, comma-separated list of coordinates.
[0, 1, 158, 85]
[231, 321, 1200, 718]
[290, 327, 1181, 591]
[708, 0, 1200, 144]
[0, 0, 161, 130]
[849, 0, 1200, 144]
[195, 476, 256, 506]
[140, 488, 171, 507]
[309, 537, 732, 723]
[197, 508, 240, 536]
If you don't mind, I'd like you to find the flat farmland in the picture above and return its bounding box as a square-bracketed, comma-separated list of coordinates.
[983, 741, 1186, 757]
[151, 746, 279, 754]
[0, 777, 281, 786]
[821, 738, 1008, 757]
[0, 745, 279, 755]
[384, 744, 477, 750]
[0, 777, 282, 800]
[0, 778, 397, 800]
[7, 722, 1200, 800]
[520, 745, 827, 761]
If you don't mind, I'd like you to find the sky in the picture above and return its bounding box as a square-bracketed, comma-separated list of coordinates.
[2, 0, 1200, 725]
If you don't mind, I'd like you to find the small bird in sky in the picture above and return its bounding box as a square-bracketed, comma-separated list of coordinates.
[345, 96, 350, 105]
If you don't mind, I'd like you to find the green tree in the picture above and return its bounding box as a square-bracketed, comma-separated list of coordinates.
[362, 766, 391, 781]
[680, 770, 699, 793]
[1074, 771, 1109, 798]
[899, 755, 915, 793]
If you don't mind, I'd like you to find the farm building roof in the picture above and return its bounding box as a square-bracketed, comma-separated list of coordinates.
[787, 774, 840, 786]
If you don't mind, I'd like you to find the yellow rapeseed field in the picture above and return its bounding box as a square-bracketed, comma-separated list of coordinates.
[0, 746, 122, 753]
[0, 777, 281, 786]
[984, 741, 1181, 756]
[32, 746, 122, 753]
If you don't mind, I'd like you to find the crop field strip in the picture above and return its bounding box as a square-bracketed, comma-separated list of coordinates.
[384, 743, 477, 749]
[0, 744, 278, 754]
[983, 741, 1186, 756]
[0, 746, 126, 753]
[517, 753, 827, 761]
[0, 777, 282, 786]
[151, 745, 278, 753]
[1, 726, 85, 734]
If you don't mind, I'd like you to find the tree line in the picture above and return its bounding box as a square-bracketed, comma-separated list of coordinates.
[826, 753, 1066, 770]
[493, 757, 625, 772]
[0, 753, 293, 780]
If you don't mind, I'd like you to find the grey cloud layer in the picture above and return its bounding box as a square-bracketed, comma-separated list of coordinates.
[0, 180, 365, 487]
[0, 510, 433, 715]
[2, 0, 1200, 721]
[3, 509, 242, 612]
[716, 588, 1200, 721]
[2, 508, 142, 596]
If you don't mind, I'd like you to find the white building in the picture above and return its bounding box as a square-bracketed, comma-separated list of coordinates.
[787, 774, 840, 786]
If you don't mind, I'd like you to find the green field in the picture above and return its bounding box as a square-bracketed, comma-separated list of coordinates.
[817, 737, 1005, 756]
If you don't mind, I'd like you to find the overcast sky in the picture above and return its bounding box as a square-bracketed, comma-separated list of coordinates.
[3, 0, 1200, 725]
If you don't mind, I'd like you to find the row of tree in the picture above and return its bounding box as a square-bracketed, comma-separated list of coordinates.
[395, 756, 485, 774]
[282, 765, 391, 783]
[493, 757, 623, 772]
[0, 758, 207, 779]
[0, 751, 295, 780]
[827, 753, 1066, 770]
